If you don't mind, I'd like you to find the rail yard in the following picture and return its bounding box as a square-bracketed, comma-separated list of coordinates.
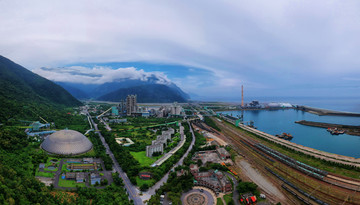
[202, 116, 360, 204]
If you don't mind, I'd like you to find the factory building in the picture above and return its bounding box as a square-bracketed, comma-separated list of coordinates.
[118, 99, 126, 115]
[126, 95, 138, 116]
[41, 130, 93, 155]
[170, 102, 182, 115]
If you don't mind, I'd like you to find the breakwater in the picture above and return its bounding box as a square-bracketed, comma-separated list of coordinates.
[295, 120, 360, 136]
[296, 106, 360, 117]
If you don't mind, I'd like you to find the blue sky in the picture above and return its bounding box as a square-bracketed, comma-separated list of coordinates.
[1, 0, 360, 101]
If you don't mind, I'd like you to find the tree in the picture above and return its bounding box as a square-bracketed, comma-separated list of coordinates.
[197, 159, 202, 166]
[140, 183, 149, 191]
[237, 181, 259, 195]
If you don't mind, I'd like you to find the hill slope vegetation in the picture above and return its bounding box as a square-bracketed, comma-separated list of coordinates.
[0, 55, 81, 122]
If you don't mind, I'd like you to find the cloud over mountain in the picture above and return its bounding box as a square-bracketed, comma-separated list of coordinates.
[2, 0, 360, 99]
[33, 66, 172, 85]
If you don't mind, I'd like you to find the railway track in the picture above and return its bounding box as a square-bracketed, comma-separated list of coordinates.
[212, 120, 360, 204]
[217, 120, 360, 190]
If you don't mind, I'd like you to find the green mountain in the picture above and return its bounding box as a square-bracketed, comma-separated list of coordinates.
[0, 55, 82, 122]
[97, 84, 188, 103]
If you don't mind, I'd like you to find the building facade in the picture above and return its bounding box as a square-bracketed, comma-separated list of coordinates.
[126, 95, 138, 116]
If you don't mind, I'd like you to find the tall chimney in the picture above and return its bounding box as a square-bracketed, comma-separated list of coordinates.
[241, 85, 244, 107]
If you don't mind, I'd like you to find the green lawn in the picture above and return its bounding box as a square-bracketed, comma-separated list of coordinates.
[216, 198, 224, 205]
[223, 193, 234, 204]
[58, 177, 86, 188]
[61, 163, 69, 172]
[130, 151, 158, 166]
[136, 176, 155, 187]
[35, 170, 55, 178]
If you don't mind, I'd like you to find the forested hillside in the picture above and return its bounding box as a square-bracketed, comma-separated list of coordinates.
[0, 55, 81, 122]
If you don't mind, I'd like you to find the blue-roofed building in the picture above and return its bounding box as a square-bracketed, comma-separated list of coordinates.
[90, 173, 101, 185]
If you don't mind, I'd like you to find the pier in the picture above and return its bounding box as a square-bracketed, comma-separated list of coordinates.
[295, 120, 360, 136]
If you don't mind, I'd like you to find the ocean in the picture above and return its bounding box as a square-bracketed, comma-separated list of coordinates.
[218, 97, 360, 158]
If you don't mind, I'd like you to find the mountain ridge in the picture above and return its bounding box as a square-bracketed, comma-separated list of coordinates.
[0, 55, 82, 121]
[56, 78, 190, 102]
[97, 84, 188, 103]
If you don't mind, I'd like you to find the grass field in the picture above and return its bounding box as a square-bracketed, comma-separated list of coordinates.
[130, 151, 158, 167]
[35, 170, 55, 178]
[136, 176, 155, 187]
[58, 177, 86, 188]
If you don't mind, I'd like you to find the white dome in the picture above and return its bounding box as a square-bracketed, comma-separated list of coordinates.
[41, 130, 92, 155]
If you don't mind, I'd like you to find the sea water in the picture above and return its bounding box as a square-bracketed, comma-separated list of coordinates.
[218, 109, 360, 158]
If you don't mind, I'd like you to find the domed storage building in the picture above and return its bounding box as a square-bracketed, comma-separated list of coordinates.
[41, 130, 93, 155]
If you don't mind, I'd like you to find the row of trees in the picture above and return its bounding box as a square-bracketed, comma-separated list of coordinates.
[87, 132, 113, 170]
[99, 123, 141, 185]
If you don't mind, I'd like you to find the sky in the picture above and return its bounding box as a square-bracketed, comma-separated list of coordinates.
[1, 0, 360, 101]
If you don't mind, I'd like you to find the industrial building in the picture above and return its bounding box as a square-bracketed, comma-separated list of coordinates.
[126, 95, 138, 116]
[170, 102, 182, 115]
[41, 130, 93, 155]
[192, 169, 232, 193]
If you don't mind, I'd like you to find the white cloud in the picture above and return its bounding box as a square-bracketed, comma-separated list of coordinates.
[32, 66, 171, 85]
[1, 0, 360, 98]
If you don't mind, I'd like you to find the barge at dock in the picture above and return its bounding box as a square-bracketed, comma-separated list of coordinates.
[295, 120, 360, 136]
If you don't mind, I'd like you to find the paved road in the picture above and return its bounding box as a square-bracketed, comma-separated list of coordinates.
[53, 159, 64, 189]
[87, 111, 143, 205]
[99, 117, 112, 131]
[142, 120, 196, 201]
[224, 172, 240, 205]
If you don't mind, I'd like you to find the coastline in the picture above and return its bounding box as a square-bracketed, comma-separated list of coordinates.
[215, 104, 360, 117]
